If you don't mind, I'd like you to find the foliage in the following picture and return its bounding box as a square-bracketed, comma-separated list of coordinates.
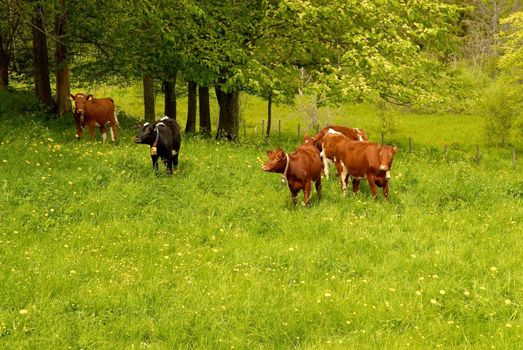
[498, 10, 523, 82]
[479, 79, 521, 147]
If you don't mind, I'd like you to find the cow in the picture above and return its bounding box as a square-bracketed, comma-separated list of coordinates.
[69, 93, 119, 143]
[312, 125, 368, 179]
[262, 136, 322, 206]
[321, 133, 397, 199]
[134, 116, 181, 175]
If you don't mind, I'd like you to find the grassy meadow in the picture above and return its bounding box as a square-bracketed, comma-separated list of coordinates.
[0, 89, 522, 349]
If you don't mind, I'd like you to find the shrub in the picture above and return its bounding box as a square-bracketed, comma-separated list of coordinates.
[480, 80, 521, 147]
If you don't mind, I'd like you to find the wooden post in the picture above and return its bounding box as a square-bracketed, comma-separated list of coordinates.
[278, 120, 281, 137]
[408, 137, 412, 153]
[512, 148, 516, 168]
[443, 144, 447, 161]
[297, 124, 300, 140]
[381, 132, 384, 144]
[476, 145, 480, 165]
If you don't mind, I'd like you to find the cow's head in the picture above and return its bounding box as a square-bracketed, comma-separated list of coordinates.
[377, 145, 398, 178]
[311, 132, 324, 152]
[303, 134, 314, 146]
[69, 93, 93, 122]
[262, 148, 286, 172]
[134, 122, 156, 145]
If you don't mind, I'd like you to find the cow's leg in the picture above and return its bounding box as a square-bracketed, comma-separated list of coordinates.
[290, 188, 299, 206]
[352, 178, 361, 193]
[151, 155, 159, 174]
[99, 125, 107, 143]
[75, 124, 83, 140]
[366, 173, 378, 198]
[109, 123, 117, 143]
[166, 156, 173, 176]
[315, 177, 322, 200]
[320, 148, 330, 179]
[172, 149, 179, 169]
[382, 179, 389, 200]
[87, 121, 96, 140]
[340, 161, 349, 194]
[303, 181, 312, 206]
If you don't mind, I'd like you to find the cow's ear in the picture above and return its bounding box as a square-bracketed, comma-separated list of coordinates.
[266, 150, 273, 156]
[86, 94, 93, 101]
[392, 145, 398, 153]
[68, 94, 75, 101]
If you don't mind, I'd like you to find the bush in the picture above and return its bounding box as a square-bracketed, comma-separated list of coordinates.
[480, 80, 521, 147]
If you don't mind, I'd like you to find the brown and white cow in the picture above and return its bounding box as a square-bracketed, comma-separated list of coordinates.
[312, 126, 368, 179]
[321, 133, 397, 199]
[262, 137, 322, 206]
[69, 93, 119, 143]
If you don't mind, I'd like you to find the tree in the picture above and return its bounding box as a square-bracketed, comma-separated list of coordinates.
[498, 10, 523, 80]
[0, 0, 23, 90]
[185, 81, 197, 133]
[55, 0, 71, 116]
[31, 2, 55, 110]
[199, 85, 211, 137]
[143, 75, 155, 122]
[163, 74, 177, 119]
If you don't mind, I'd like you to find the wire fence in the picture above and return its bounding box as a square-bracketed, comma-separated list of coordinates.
[241, 119, 519, 169]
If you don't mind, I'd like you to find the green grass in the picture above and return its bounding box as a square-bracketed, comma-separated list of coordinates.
[0, 89, 522, 348]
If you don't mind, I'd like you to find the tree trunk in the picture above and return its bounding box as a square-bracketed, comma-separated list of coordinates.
[163, 73, 177, 120]
[0, 9, 21, 91]
[215, 85, 239, 141]
[266, 93, 272, 138]
[55, 0, 71, 117]
[199, 86, 211, 137]
[185, 81, 197, 134]
[0, 43, 8, 91]
[143, 75, 155, 122]
[32, 4, 55, 110]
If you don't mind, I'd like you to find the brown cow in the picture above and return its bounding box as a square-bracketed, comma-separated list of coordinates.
[262, 137, 322, 206]
[69, 93, 119, 143]
[321, 133, 397, 199]
[312, 126, 368, 179]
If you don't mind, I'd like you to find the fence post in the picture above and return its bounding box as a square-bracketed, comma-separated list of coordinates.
[476, 145, 481, 165]
[408, 137, 412, 153]
[512, 147, 516, 169]
[297, 124, 301, 140]
[278, 120, 281, 137]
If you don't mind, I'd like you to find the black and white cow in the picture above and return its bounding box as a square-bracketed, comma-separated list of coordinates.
[134, 116, 181, 175]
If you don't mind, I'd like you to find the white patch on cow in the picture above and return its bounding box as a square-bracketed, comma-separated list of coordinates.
[386, 170, 391, 179]
[110, 128, 115, 142]
[327, 128, 342, 135]
[95, 122, 100, 127]
[75, 133, 80, 139]
[161, 116, 169, 121]
[172, 150, 177, 156]
[355, 128, 364, 141]
[143, 122, 150, 127]
[114, 112, 119, 126]
[102, 132, 107, 143]
[157, 122, 166, 127]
